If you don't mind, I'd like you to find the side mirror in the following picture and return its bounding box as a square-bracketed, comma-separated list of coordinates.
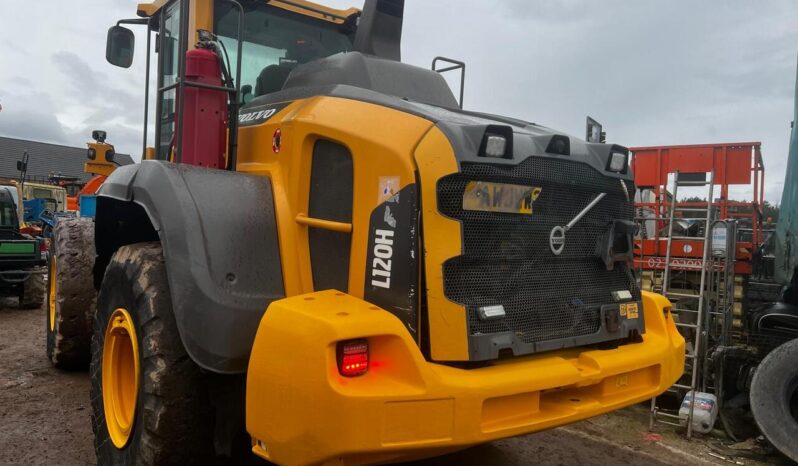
[106, 26, 135, 68]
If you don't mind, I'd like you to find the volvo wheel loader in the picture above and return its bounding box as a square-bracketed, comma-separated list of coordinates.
[47, 0, 684, 463]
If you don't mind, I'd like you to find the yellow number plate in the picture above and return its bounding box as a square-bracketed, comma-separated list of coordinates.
[462, 181, 542, 215]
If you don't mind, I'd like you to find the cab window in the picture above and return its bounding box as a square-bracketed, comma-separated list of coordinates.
[0, 202, 17, 228]
[157, 1, 182, 160]
[32, 188, 52, 199]
[214, 3, 354, 101]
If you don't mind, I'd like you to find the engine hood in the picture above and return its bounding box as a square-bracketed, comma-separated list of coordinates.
[243, 52, 630, 181]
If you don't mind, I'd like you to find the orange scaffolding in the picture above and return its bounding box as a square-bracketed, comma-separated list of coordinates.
[631, 142, 765, 275]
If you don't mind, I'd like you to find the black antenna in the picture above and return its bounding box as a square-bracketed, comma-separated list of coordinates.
[17, 151, 29, 191]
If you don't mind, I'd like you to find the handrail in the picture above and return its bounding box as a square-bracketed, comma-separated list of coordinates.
[432, 56, 466, 109]
[295, 214, 352, 233]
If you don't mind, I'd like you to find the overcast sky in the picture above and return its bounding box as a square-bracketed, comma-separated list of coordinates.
[1, 0, 796, 203]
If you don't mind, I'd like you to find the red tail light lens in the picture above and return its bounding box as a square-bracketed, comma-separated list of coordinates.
[337, 339, 369, 377]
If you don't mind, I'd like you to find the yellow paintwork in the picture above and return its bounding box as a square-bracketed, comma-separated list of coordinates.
[295, 214, 353, 233]
[85, 142, 119, 177]
[136, 0, 168, 17]
[102, 308, 140, 449]
[48, 258, 56, 332]
[414, 128, 469, 361]
[189, 0, 213, 46]
[236, 96, 432, 298]
[247, 290, 685, 466]
[136, 0, 359, 24]
[270, 0, 360, 24]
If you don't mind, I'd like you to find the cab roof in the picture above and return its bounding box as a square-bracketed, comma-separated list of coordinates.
[136, 0, 360, 25]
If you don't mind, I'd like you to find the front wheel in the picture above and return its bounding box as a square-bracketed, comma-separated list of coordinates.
[90, 242, 215, 464]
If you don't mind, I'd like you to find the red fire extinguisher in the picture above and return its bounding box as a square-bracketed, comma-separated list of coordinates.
[180, 47, 227, 169]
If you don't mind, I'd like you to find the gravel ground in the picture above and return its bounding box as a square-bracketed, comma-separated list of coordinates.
[0, 298, 787, 466]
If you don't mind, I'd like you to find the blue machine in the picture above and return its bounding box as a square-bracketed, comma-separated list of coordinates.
[23, 199, 48, 224]
[23, 196, 94, 239]
[78, 194, 97, 217]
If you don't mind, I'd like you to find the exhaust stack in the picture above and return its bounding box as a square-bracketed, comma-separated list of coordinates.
[353, 0, 404, 61]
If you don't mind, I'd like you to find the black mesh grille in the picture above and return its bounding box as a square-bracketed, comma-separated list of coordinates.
[438, 156, 640, 345]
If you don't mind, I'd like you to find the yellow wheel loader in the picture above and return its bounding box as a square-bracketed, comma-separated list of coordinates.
[62, 0, 685, 463]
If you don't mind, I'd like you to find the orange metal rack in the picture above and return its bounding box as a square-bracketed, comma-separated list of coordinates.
[631, 142, 765, 275]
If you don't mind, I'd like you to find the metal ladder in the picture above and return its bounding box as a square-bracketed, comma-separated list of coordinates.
[649, 171, 715, 438]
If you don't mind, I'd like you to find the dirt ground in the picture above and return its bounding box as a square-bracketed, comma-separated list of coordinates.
[0, 299, 789, 466]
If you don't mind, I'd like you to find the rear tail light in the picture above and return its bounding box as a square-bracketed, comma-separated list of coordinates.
[337, 339, 369, 377]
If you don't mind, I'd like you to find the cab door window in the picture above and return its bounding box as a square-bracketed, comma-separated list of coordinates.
[157, 1, 182, 160]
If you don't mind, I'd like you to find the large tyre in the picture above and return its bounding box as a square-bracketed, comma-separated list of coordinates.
[20, 271, 44, 308]
[91, 242, 215, 465]
[46, 217, 97, 369]
[750, 338, 798, 463]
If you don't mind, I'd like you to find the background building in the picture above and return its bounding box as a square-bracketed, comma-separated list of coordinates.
[0, 136, 133, 185]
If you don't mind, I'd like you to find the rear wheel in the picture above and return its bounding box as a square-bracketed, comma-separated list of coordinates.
[46, 217, 96, 369]
[91, 242, 215, 464]
[20, 271, 44, 309]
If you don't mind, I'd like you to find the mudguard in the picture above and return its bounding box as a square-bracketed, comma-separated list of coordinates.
[96, 161, 285, 374]
[748, 301, 798, 339]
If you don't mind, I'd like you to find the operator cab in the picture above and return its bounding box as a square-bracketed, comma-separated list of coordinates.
[0, 185, 20, 212]
[0, 188, 21, 239]
[107, 0, 452, 163]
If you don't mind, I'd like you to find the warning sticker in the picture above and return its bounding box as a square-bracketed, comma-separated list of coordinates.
[378, 176, 400, 204]
[620, 303, 639, 319]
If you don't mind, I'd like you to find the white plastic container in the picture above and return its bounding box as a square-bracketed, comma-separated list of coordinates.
[679, 391, 718, 434]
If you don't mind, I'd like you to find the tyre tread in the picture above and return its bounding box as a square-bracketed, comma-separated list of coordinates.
[46, 217, 97, 369]
[91, 242, 215, 465]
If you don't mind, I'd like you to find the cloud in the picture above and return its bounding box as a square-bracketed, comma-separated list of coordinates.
[0, 92, 70, 144]
[1, 0, 797, 204]
[498, 0, 593, 23]
[51, 51, 109, 103]
[0, 109, 70, 144]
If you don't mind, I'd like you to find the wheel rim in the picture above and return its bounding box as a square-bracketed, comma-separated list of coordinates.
[48, 258, 56, 331]
[102, 308, 140, 449]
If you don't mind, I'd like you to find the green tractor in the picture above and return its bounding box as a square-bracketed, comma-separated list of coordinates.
[0, 186, 45, 308]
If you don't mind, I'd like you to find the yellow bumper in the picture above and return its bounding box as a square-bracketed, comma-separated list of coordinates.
[246, 290, 684, 466]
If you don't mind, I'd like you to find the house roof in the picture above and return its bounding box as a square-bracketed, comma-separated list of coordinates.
[0, 136, 134, 184]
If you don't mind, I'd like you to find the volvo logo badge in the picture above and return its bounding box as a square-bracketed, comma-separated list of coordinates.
[549, 192, 608, 256]
[550, 226, 566, 255]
